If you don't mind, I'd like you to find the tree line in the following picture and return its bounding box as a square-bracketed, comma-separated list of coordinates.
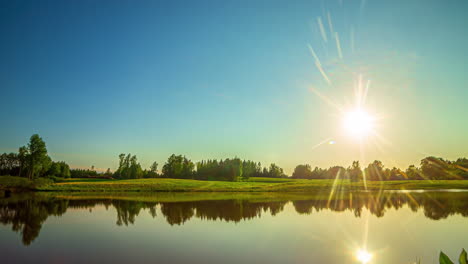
[0, 135, 287, 181]
[113, 154, 287, 181]
[291, 157, 468, 181]
[1, 134, 467, 182]
[0, 134, 70, 179]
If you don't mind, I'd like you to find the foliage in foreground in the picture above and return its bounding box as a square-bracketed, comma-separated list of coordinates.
[439, 249, 467, 264]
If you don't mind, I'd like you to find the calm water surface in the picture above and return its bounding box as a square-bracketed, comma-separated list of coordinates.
[1, 191, 467, 264]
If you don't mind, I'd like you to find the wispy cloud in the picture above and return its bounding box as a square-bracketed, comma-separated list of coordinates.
[335, 32, 343, 59]
[317, 17, 328, 43]
[308, 44, 332, 86]
[327, 12, 334, 36]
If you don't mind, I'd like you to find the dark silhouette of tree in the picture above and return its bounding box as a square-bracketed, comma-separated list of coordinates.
[70, 168, 99, 178]
[364, 160, 385, 181]
[420, 156, 461, 180]
[405, 165, 424, 180]
[160, 202, 195, 225]
[195, 158, 243, 181]
[18, 147, 27, 177]
[0, 153, 20, 176]
[292, 164, 312, 179]
[264, 163, 286, 178]
[348, 161, 362, 182]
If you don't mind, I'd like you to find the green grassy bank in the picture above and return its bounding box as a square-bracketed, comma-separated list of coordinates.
[2, 176, 468, 193]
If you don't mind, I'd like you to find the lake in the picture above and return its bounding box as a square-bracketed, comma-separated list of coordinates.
[1, 191, 467, 264]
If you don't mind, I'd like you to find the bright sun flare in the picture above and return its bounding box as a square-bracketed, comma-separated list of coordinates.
[343, 109, 374, 138]
[356, 249, 372, 263]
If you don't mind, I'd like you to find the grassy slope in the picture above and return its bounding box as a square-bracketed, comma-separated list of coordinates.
[29, 177, 468, 192]
[0, 176, 51, 191]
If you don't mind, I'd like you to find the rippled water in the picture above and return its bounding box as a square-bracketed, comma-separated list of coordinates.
[0, 191, 467, 263]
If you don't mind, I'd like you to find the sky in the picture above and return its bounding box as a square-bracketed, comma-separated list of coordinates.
[1, 0, 467, 173]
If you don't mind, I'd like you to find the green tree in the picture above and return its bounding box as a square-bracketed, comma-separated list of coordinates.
[104, 168, 112, 177]
[267, 163, 285, 178]
[144, 161, 159, 178]
[47, 161, 70, 178]
[150, 161, 158, 174]
[241, 160, 261, 180]
[113, 153, 143, 179]
[348, 161, 363, 182]
[18, 146, 28, 177]
[47, 162, 61, 177]
[0, 152, 19, 175]
[61, 162, 71, 178]
[129, 155, 143, 179]
[310, 167, 325, 179]
[420, 156, 454, 180]
[24, 134, 50, 179]
[364, 160, 385, 181]
[162, 154, 194, 179]
[292, 164, 312, 179]
[224, 158, 243, 181]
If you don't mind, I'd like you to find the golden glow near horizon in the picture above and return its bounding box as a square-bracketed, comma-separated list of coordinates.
[356, 249, 372, 263]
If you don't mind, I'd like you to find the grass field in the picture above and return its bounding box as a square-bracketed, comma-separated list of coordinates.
[2, 176, 468, 193]
[0, 176, 52, 192]
[2, 176, 467, 193]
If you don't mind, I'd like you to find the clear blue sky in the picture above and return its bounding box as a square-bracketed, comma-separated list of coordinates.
[1, 0, 467, 173]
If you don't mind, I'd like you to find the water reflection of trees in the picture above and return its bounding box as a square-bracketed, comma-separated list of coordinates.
[0, 196, 68, 245]
[161, 200, 287, 225]
[1, 192, 468, 245]
[291, 192, 468, 220]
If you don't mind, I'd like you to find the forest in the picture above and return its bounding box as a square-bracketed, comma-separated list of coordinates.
[1, 134, 467, 182]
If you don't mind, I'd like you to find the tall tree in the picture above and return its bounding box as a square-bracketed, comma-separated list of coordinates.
[267, 163, 285, 178]
[420, 157, 452, 180]
[348, 161, 363, 182]
[47, 162, 61, 177]
[162, 154, 194, 179]
[364, 160, 385, 181]
[150, 161, 158, 173]
[114, 153, 143, 179]
[129, 155, 143, 179]
[25, 134, 50, 179]
[18, 146, 28, 177]
[292, 164, 312, 179]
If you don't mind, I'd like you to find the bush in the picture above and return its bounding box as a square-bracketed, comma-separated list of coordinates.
[48, 176, 66, 183]
[0, 176, 52, 190]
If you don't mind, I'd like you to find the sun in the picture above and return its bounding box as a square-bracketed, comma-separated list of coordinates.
[356, 249, 372, 263]
[343, 109, 374, 138]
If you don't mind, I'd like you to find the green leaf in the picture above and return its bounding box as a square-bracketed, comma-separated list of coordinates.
[440, 251, 454, 264]
[459, 249, 467, 264]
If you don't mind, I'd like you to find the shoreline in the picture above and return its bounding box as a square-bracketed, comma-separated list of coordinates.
[3, 176, 468, 193]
